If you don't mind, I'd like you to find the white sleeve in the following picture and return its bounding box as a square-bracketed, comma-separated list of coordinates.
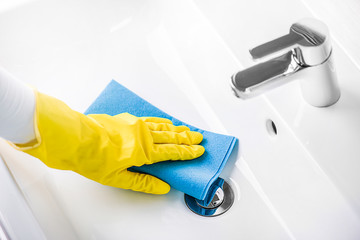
[0, 67, 36, 144]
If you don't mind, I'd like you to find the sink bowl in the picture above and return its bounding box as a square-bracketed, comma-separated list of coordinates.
[0, 0, 360, 239]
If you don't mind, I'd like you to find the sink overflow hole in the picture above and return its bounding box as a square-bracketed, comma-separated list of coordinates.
[266, 119, 277, 136]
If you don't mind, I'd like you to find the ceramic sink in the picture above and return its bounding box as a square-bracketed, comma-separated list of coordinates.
[0, 0, 360, 239]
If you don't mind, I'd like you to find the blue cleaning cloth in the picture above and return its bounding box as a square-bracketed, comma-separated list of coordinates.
[84, 80, 237, 201]
[196, 178, 224, 206]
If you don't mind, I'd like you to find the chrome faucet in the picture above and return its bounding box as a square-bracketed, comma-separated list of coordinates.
[231, 18, 340, 107]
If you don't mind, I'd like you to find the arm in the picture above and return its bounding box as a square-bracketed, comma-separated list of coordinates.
[0, 68, 205, 194]
[0, 67, 35, 144]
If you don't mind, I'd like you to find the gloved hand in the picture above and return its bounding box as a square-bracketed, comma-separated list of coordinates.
[14, 91, 205, 194]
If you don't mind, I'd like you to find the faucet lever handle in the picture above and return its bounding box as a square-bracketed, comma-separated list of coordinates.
[249, 32, 302, 60]
[249, 18, 332, 66]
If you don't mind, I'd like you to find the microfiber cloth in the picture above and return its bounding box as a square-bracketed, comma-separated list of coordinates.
[85, 80, 237, 202]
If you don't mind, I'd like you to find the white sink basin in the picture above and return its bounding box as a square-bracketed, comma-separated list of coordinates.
[0, 0, 359, 239]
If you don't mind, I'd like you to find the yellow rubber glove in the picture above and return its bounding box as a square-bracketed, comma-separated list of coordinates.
[14, 91, 205, 194]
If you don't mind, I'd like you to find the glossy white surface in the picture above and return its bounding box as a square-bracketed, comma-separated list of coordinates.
[0, 0, 360, 239]
[0, 155, 45, 239]
[195, 0, 360, 236]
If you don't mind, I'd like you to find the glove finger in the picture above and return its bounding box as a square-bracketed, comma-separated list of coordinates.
[107, 170, 171, 194]
[150, 144, 205, 163]
[126, 171, 171, 194]
[151, 130, 203, 145]
[139, 117, 173, 124]
[145, 122, 190, 132]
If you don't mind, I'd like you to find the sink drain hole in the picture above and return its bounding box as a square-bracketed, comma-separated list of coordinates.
[184, 180, 234, 217]
[266, 119, 277, 137]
